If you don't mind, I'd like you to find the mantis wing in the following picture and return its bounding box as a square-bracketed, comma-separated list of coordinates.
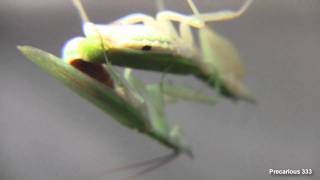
[18, 46, 147, 131]
[198, 28, 255, 102]
[18, 46, 191, 154]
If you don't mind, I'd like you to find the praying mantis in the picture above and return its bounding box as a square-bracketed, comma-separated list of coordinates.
[64, 0, 255, 102]
[18, 46, 192, 178]
[63, 0, 254, 102]
[18, 0, 255, 178]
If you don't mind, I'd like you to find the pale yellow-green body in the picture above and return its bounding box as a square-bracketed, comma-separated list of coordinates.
[64, 0, 255, 101]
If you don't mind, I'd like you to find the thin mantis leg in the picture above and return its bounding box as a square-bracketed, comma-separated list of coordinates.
[197, 0, 253, 22]
[179, 23, 194, 48]
[155, 11, 206, 46]
[111, 13, 159, 27]
[156, 0, 253, 44]
[124, 68, 171, 135]
[147, 83, 218, 105]
[156, 11, 205, 28]
[107, 4, 216, 42]
[110, 12, 203, 40]
[111, 12, 180, 39]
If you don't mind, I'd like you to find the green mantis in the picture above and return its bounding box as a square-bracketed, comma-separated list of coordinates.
[18, 46, 191, 178]
[18, 0, 255, 178]
[64, 0, 255, 102]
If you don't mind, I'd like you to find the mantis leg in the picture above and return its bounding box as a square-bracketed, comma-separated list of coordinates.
[179, 23, 194, 48]
[146, 83, 218, 105]
[198, 27, 255, 102]
[111, 13, 159, 27]
[156, 11, 206, 46]
[110, 13, 180, 38]
[192, 0, 253, 22]
[156, 0, 253, 44]
[156, 11, 205, 29]
[145, 83, 191, 154]
[124, 68, 170, 135]
[182, 0, 254, 101]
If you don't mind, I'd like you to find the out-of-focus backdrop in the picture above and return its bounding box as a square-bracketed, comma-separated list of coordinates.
[1, 0, 320, 180]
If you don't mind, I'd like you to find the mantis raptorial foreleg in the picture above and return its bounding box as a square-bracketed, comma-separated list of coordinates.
[123, 68, 206, 142]
[124, 68, 171, 135]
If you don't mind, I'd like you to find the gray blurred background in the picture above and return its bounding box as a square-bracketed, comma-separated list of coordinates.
[1, 0, 320, 180]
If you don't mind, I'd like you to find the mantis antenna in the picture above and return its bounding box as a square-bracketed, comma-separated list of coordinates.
[72, 0, 112, 65]
[72, 0, 90, 23]
[122, 152, 178, 180]
[96, 152, 178, 179]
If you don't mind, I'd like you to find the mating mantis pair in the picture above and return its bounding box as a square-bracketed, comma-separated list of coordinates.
[18, 0, 254, 178]
[65, 0, 254, 102]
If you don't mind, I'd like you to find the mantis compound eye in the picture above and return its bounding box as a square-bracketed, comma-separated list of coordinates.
[141, 45, 152, 51]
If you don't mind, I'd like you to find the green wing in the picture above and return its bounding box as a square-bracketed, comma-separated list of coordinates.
[18, 46, 147, 131]
[18, 46, 191, 154]
[198, 28, 255, 102]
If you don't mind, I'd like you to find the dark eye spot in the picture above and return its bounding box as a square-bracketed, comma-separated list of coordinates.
[141, 45, 152, 51]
